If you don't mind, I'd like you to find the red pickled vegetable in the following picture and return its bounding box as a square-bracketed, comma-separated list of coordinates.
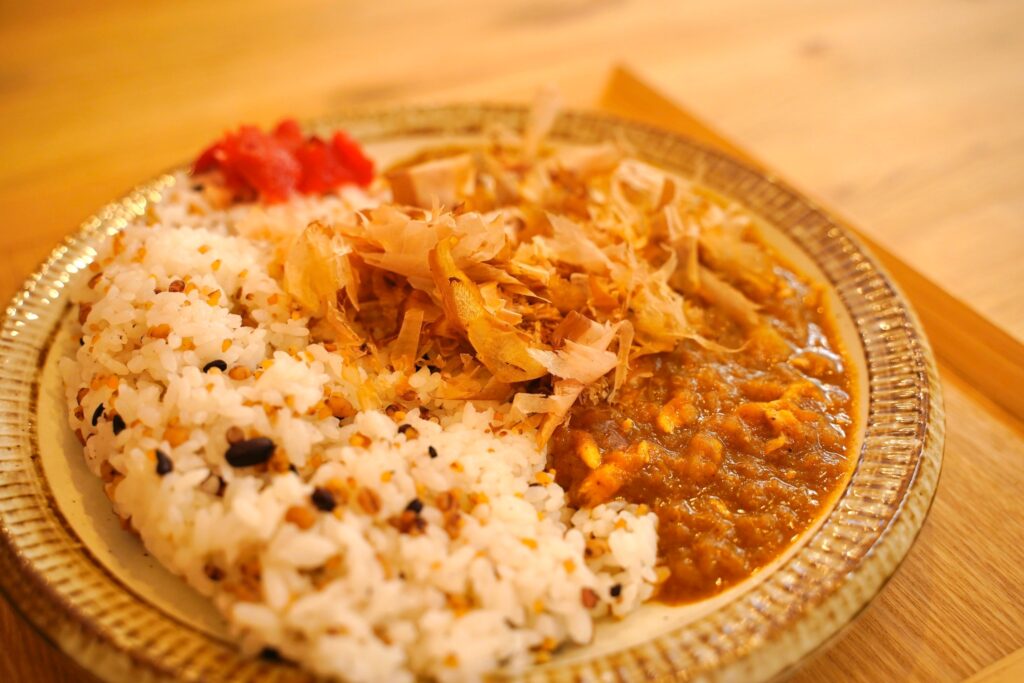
[272, 119, 304, 153]
[295, 137, 354, 195]
[331, 131, 374, 186]
[191, 119, 374, 204]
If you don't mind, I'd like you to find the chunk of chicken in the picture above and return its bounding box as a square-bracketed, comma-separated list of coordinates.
[575, 439, 652, 507]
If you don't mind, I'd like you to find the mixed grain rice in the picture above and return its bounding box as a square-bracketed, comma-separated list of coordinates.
[61, 175, 659, 682]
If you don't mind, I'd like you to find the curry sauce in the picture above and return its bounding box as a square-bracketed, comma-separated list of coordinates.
[551, 248, 854, 603]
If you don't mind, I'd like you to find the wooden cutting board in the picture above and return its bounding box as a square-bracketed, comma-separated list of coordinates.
[591, 66, 1024, 683]
[1, 66, 1022, 683]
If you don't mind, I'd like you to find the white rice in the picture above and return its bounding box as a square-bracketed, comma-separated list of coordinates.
[60, 174, 659, 682]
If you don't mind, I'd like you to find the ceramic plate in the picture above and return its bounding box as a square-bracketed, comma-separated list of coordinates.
[0, 104, 943, 683]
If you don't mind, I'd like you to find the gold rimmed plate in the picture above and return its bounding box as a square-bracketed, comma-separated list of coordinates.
[0, 104, 943, 682]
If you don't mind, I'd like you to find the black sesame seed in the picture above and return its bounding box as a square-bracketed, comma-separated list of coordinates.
[259, 646, 282, 662]
[225, 437, 276, 467]
[191, 183, 204, 192]
[405, 498, 424, 515]
[288, 463, 299, 474]
[79, 337, 85, 347]
[397, 424, 412, 434]
[91, 403, 104, 427]
[112, 414, 127, 435]
[155, 449, 173, 476]
[610, 583, 622, 597]
[311, 487, 337, 512]
[203, 359, 228, 373]
[428, 446, 438, 459]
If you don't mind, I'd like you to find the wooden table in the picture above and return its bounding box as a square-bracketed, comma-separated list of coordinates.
[2, 3, 1023, 682]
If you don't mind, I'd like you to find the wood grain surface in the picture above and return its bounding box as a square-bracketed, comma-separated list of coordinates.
[1, 2, 1023, 681]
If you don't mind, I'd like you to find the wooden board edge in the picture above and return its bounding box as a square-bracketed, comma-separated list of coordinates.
[965, 646, 1024, 683]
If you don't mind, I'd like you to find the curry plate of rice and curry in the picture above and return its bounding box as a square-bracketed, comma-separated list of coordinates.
[0, 98, 943, 682]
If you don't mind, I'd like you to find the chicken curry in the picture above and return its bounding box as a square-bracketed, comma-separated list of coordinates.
[277, 99, 855, 604]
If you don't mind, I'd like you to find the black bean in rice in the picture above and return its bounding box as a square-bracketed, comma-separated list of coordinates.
[259, 647, 283, 662]
[155, 449, 173, 476]
[203, 359, 228, 373]
[225, 436, 276, 467]
[311, 487, 337, 512]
